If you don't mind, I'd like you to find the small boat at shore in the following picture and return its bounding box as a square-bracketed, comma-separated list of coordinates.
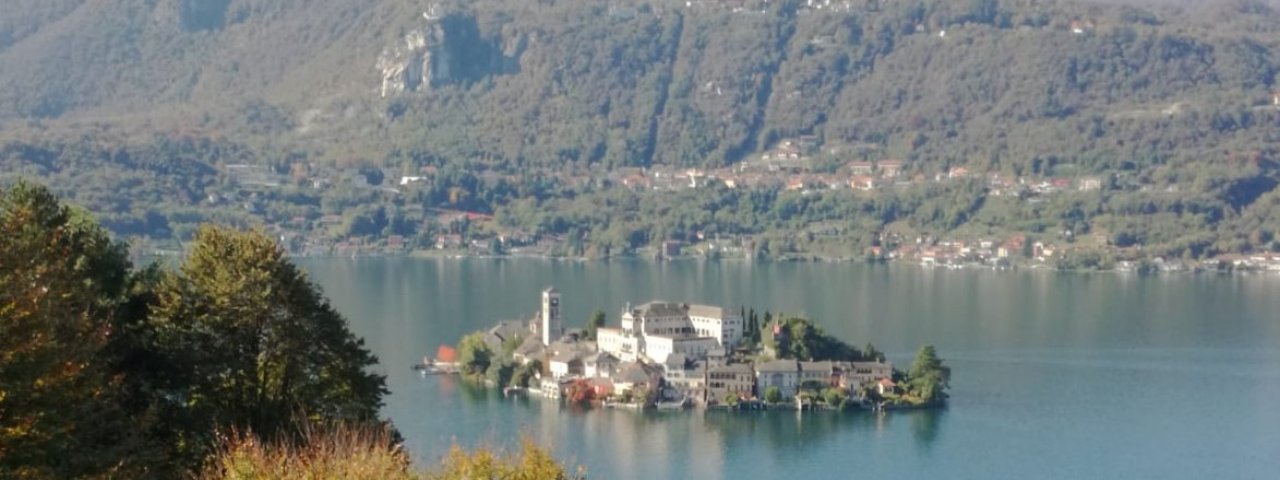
[656, 397, 691, 410]
[503, 386, 528, 397]
[411, 355, 461, 375]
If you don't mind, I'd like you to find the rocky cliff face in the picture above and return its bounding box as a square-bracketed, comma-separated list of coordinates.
[377, 9, 523, 98]
[377, 24, 435, 98]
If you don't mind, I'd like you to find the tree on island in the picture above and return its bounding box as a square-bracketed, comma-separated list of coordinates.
[906, 345, 951, 404]
[766, 317, 862, 362]
[763, 386, 783, 404]
[723, 393, 741, 407]
[510, 360, 542, 389]
[863, 342, 886, 363]
[487, 360, 516, 387]
[821, 388, 851, 411]
[584, 310, 606, 341]
[458, 332, 493, 376]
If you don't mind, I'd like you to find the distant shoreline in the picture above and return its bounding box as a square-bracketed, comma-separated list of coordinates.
[280, 249, 1280, 277]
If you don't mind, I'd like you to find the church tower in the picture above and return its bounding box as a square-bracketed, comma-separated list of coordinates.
[541, 287, 562, 346]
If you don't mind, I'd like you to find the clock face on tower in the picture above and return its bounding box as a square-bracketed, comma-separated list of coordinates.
[550, 299, 559, 306]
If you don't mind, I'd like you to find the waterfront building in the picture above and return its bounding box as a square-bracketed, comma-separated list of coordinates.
[707, 363, 756, 402]
[613, 361, 662, 396]
[597, 301, 743, 363]
[799, 361, 837, 387]
[755, 359, 800, 398]
[661, 353, 704, 391]
[839, 361, 894, 388]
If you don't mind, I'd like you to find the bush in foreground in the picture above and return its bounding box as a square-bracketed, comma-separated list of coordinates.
[202, 426, 583, 480]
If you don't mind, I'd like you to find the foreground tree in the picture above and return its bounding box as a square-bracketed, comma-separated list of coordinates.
[148, 226, 388, 467]
[0, 182, 148, 478]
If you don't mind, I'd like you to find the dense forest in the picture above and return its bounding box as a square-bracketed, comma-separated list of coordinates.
[2, 0, 1280, 262]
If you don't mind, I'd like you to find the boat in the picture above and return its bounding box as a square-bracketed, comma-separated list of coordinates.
[503, 386, 528, 397]
[656, 397, 691, 410]
[411, 356, 461, 375]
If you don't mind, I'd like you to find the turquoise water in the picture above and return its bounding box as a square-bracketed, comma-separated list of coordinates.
[299, 258, 1280, 479]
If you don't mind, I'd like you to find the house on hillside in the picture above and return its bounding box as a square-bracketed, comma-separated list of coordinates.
[1078, 177, 1102, 191]
[847, 161, 874, 175]
[850, 175, 877, 191]
[878, 160, 904, 178]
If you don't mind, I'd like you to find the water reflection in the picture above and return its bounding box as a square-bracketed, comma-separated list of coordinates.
[907, 409, 944, 450]
[300, 258, 1280, 480]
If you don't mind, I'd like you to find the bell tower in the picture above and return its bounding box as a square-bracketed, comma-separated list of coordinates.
[541, 287, 562, 345]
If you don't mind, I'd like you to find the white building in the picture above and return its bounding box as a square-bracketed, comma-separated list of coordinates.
[597, 301, 743, 363]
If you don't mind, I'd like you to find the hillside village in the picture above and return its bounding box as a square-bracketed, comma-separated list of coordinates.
[136, 133, 1280, 274]
[452, 287, 947, 411]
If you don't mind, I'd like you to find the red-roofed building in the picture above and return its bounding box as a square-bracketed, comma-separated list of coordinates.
[877, 378, 899, 396]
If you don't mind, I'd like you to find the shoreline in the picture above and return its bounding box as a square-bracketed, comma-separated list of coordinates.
[284, 249, 1280, 277]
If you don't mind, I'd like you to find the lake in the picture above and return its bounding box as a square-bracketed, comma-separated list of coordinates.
[298, 258, 1280, 479]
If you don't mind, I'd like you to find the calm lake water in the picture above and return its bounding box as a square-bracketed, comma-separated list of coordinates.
[298, 258, 1280, 479]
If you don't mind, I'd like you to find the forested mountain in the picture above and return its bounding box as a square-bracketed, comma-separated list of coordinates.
[4, 0, 1279, 166]
[2, 0, 1280, 262]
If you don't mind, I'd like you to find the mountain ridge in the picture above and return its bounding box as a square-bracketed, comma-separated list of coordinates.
[4, 0, 1279, 171]
[3, 0, 1280, 261]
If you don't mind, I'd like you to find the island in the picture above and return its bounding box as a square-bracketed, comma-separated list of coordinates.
[444, 287, 950, 412]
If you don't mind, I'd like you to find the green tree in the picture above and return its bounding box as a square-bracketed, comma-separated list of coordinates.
[0, 182, 148, 478]
[763, 386, 783, 404]
[457, 332, 493, 376]
[584, 310, 606, 341]
[147, 225, 388, 467]
[906, 345, 951, 404]
[862, 342, 886, 362]
[510, 360, 542, 389]
[486, 360, 515, 387]
[723, 393, 741, 407]
[821, 388, 849, 410]
[500, 334, 524, 358]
